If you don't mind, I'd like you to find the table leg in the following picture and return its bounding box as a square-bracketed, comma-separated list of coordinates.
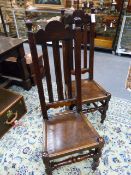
[0, 62, 2, 74]
[17, 44, 32, 90]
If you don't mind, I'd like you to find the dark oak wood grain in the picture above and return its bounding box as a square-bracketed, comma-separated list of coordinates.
[27, 20, 104, 175]
[0, 36, 32, 90]
[61, 10, 111, 123]
[52, 40, 64, 101]
[41, 44, 54, 102]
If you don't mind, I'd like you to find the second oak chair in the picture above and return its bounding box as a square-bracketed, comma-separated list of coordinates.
[61, 10, 111, 123]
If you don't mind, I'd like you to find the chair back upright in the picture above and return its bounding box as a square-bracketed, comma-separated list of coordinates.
[27, 20, 83, 119]
[61, 9, 95, 80]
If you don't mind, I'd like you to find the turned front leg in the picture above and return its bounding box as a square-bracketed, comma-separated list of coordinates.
[43, 152, 53, 175]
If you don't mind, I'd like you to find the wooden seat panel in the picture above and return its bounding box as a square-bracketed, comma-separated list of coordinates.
[72, 80, 108, 103]
[45, 111, 99, 157]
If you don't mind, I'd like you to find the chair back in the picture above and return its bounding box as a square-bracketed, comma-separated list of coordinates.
[61, 9, 95, 80]
[27, 20, 83, 119]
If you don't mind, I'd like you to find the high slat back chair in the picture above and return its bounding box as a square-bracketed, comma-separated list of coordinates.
[61, 10, 111, 123]
[27, 20, 104, 175]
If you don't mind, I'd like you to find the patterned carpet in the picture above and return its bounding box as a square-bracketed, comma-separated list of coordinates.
[0, 83, 131, 175]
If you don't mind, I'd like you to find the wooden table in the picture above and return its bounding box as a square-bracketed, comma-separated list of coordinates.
[0, 36, 32, 90]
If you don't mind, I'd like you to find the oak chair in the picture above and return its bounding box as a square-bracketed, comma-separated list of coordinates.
[27, 20, 104, 175]
[61, 10, 111, 123]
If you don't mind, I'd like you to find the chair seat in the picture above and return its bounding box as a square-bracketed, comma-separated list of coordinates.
[44, 111, 100, 158]
[72, 79, 109, 103]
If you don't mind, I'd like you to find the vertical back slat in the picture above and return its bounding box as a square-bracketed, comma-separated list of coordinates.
[89, 22, 95, 80]
[62, 40, 72, 98]
[42, 43, 54, 102]
[69, 40, 74, 70]
[74, 29, 82, 112]
[83, 25, 88, 69]
[28, 32, 48, 119]
[52, 41, 64, 101]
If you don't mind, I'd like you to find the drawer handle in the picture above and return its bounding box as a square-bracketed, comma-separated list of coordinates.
[5, 112, 18, 125]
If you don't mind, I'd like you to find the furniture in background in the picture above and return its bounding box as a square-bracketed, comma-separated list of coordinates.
[61, 10, 111, 123]
[80, 0, 125, 51]
[0, 36, 32, 90]
[9, 7, 27, 39]
[0, 87, 26, 138]
[1, 0, 129, 51]
[27, 20, 104, 175]
[0, 6, 8, 36]
[125, 62, 131, 91]
[0, 5, 17, 38]
[127, 0, 131, 12]
[116, 0, 131, 56]
[24, 0, 125, 51]
[116, 15, 131, 56]
[1, 53, 45, 86]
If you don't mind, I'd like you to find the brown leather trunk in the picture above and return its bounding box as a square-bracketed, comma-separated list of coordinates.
[0, 88, 27, 138]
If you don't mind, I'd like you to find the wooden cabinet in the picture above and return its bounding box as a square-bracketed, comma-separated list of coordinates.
[25, 0, 124, 51]
[89, 0, 124, 50]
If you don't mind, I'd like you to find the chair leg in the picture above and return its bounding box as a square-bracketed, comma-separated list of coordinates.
[101, 109, 107, 123]
[69, 104, 75, 110]
[92, 147, 102, 170]
[92, 137, 104, 171]
[101, 96, 111, 123]
[43, 152, 53, 175]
